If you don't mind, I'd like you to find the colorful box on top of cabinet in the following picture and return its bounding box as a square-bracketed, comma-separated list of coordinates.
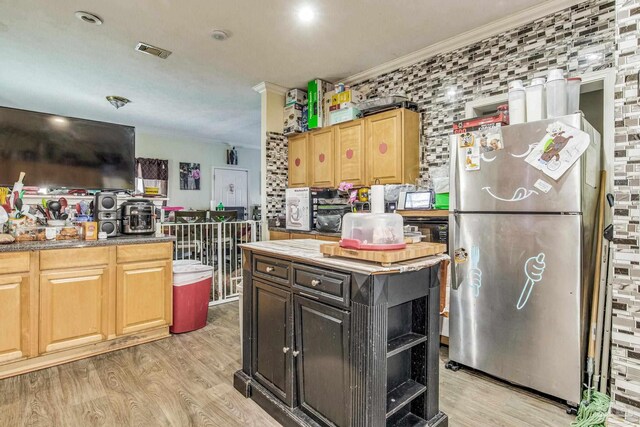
[307, 79, 334, 129]
[284, 103, 303, 133]
[286, 89, 307, 106]
[330, 90, 364, 107]
[322, 91, 335, 127]
[329, 107, 362, 126]
[284, 103, 308, 135]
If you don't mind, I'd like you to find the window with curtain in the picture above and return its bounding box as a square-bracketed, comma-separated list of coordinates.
[135, 158, 169, 196]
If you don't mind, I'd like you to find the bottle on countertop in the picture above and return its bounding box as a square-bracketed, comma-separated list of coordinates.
[508, 80, 526, 125]
[525, 77, 546, 122]
[546, 69, 567, 118]
[567, 77, 582, 114]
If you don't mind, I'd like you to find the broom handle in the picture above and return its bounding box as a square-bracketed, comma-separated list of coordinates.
[588, 170, 606, 361]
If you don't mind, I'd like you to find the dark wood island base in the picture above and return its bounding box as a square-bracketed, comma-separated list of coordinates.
[234, 240, 448, 427]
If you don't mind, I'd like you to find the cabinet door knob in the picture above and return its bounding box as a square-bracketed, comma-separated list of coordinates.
[283, 347, 290, 353]
[292, 350, 300, 357]
[310, 279, 321, 287]
[266, 266, 275, 273]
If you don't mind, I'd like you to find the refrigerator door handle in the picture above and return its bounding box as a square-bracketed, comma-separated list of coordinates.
[449, 211, 461, 291]
[448, 135, 458, 212]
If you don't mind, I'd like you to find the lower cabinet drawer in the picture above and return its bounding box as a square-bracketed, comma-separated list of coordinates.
[292, 264, 350, 308]
[254, 255, 290, 285]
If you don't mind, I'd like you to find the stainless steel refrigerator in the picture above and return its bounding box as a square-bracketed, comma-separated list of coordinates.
[448, 113, 601, 404]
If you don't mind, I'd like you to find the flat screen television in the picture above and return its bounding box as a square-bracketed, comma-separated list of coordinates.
[0, 107, 135, 190]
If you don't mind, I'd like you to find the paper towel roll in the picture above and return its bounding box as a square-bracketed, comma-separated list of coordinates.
[371, 185, 385, 214]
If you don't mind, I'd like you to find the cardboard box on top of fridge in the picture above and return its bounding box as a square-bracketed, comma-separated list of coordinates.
[330, 90, 364, 107]
[286, 89, 307, 106]
[308, 79, 334, 129]
[329, 107, 362, 126]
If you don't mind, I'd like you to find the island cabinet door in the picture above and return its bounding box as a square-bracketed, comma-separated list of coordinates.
[294, 295, 350, 427]
[39, 268, 109, 354]
[116, 260, 172, 335]
[252, 280, 294, 406]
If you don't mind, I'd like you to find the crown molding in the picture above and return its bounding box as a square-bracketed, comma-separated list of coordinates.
[344, 0, 582, 85]
[252, 81, 288, 95]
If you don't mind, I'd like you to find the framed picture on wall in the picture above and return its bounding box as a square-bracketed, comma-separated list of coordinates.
[179, 162, 201, 190]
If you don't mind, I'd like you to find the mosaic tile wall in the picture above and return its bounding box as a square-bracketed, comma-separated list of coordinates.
[609, 0, 640, 424]
[351, 0, 616, 186]
[265, 132, 287, 219]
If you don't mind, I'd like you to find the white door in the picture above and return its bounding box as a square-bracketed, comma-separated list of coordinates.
[213, 168, 248, 215]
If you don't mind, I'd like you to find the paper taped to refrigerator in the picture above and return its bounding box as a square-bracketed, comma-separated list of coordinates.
[524, 122, 591, 180]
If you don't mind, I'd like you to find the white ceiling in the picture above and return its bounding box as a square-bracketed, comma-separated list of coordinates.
[0, 0, 555, 147]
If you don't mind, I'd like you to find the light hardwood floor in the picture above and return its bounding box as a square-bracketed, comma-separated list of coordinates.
[0, 302, 573, 427]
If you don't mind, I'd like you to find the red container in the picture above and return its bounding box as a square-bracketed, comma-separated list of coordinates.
[170, 264, 213, 334]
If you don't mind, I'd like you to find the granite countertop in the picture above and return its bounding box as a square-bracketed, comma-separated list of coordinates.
[269, 226, 342, 238]
[0, 235, 176, 253]
[240, 239, 448, 275]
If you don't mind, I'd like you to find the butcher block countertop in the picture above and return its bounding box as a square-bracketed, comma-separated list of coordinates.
[240, 239, 448, 274]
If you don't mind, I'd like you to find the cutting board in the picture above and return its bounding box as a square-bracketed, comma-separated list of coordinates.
[320, 242, 446, 266]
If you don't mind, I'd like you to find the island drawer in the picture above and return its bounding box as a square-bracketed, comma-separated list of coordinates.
[253, 255, 290, 285]
[292, 264, 350, 308]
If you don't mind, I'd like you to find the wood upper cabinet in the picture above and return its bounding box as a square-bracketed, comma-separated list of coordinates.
[0, 274, 30, 364]
[116, 260, 172, 335]
[335, 119, 366, 186]
[365, 109, 420, 185]
[309, 127, 335, 188]
[288, 133, 308, 188]
[39, 268, 109, 353]
[287, 108, 419, 188]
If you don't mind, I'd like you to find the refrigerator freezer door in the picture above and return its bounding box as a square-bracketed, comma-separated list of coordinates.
[451, 113, 599, 213]
[449, 213, 582, 403]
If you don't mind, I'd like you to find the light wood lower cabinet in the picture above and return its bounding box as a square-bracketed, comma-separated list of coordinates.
[39, 268, 109, 354]
[117, 260, 172, 335]
[0, 241, 173, 380]
[0, 274, 30, 364]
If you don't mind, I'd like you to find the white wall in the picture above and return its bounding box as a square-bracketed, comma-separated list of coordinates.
[135, 132, 260, 210]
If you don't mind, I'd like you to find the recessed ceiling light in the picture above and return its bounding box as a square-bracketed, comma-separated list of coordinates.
[50, 117, 68, 126]
[75, 11, 103, 25]
[106, 96, 131, 109]
[211, 29, 230, 41]
[297, 5, 316, 23]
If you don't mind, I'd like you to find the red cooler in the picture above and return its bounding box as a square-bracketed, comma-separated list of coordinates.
[171, 263, 213, 333]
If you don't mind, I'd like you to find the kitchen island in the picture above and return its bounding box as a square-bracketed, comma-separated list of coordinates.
[234, 239, 448, 427]
[0, 236, 175, 379]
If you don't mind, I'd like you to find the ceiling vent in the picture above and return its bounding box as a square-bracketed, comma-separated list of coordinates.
[135, 42, 172, 59]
